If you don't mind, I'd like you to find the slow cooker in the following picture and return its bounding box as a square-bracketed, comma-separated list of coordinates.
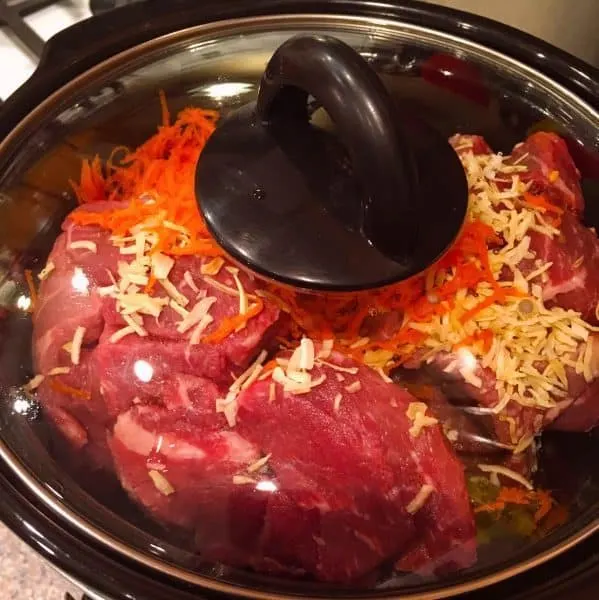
[1, 1, 599, 598]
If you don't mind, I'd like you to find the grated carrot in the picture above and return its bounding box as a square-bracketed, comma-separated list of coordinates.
[159, 89, 170, 128]
[24, 269, 37, 311]
[523, 192, 564, 227]
[144, 274, 157, 294]
[49, 378, 91, 400]
[474, 486, 555, 524]
[203, 299, 264, 343]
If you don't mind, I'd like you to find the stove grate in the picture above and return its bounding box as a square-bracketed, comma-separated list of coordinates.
[0, 0, 61, 58]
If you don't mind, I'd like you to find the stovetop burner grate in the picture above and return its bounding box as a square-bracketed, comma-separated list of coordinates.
[0, 0, 60, 58]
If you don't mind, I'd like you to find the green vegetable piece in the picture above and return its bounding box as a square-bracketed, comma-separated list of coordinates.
[467, 475, 500, 505]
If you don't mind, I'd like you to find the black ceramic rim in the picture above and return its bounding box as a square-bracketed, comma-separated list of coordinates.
[1, 1, 599, 598]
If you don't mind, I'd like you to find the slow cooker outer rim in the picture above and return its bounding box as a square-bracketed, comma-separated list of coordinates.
[0, 0, 599, 598]
[0, 464, 226, 600]
[0, 0, 598, 142]
[3, 458, 599, 600]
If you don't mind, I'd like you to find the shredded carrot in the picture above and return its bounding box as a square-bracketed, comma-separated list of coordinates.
[70, 99, 220, 264]
[474, 486, 555, 524]
[453, 329, 494, 353]
[144, 274, 157, 294]
[523, 192, 564, 216]
[24, 269, 37, 311]
[159, 89, 170, 127]
[203, 298, 264, 343]
[49, 378, 91, 401]
[523, 192, 564, 227]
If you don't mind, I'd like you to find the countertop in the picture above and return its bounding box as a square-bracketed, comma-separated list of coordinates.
[1, 525, 73, 599]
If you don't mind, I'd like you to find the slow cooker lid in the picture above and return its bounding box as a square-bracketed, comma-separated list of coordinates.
[1, 6, 599, 600]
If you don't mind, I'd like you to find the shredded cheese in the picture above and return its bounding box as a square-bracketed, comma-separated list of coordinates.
[344, 381, 362, 393]
[226, 267, 249, 315]
[376, 367, 393, 383]
[176, 296, 216, 335]
[169, 299, 189, 318]
[364, 349, 394, 370]
[69, 240, 97, 253]
[159, 278, 189, 307]
[70, 326, 86, 366]
[247, 453, 272, 474]
[48, 367, 71, 376]
[109, 325, 136, 343]
[406, 402, 439, 437]
[317, 339, 334, 359]
[349, 337, 370, 349]
[123, 314, 147, 336]
[299, 338, 315, 371]
[203, 275, 241, 297]
[333, 393, 343, 412]
[38, 261, 55, 280]
[315, 359, 358, 374]
[478, 464, 533, 490]
[189, 315, 213, 345]
[216, 351, 268, 427]
[233, 475, 255, 485]
[201, 257, 225, 276]
[151, 252, 174, 280]
[406, 484, 435, 514]
[148, 470, 175, 496]
[183, 271, 199, 293]
[24, 374, 44, 391]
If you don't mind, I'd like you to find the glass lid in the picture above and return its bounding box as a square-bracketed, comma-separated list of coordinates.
[1, 10, 599, 599]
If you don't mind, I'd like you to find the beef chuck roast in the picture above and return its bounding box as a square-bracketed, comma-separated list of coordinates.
[110, 350, 475, 582]
[400, 133, 599, 442]
[509, 131, 584, 215]
[521, 211, 599, 326]
[32, 207, 476, 582]
[33, 206, 282, 469]
[234, 352, 475, 579]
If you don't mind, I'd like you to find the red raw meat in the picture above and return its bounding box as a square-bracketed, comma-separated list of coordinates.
[93, 336, 227, 417]
[509, 132, 583, 214]
[110, 404, 260, 533]
[36, 351, 112, 469]
[551, 378, 599, 432]
[522, 211, 599, 325]
[107, 351, 476, 582]
[33, 207, 282, 483]
[102, 254, 282, 371]
[234, 351, 476, 580]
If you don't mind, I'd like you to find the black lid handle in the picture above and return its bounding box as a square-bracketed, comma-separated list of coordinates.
[256, 34, 417, 261]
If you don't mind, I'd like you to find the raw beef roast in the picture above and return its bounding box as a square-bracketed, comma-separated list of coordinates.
[110, 350, 476, 582]
[401, 133, 599, 440]
[33, 204, 282, 469]
[522, 211, 599, 326]
[509, 131, 584, 214]
[32, 207, 476, 582]
[31, 128, 594, 583]
[234, 352, 476, 579]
